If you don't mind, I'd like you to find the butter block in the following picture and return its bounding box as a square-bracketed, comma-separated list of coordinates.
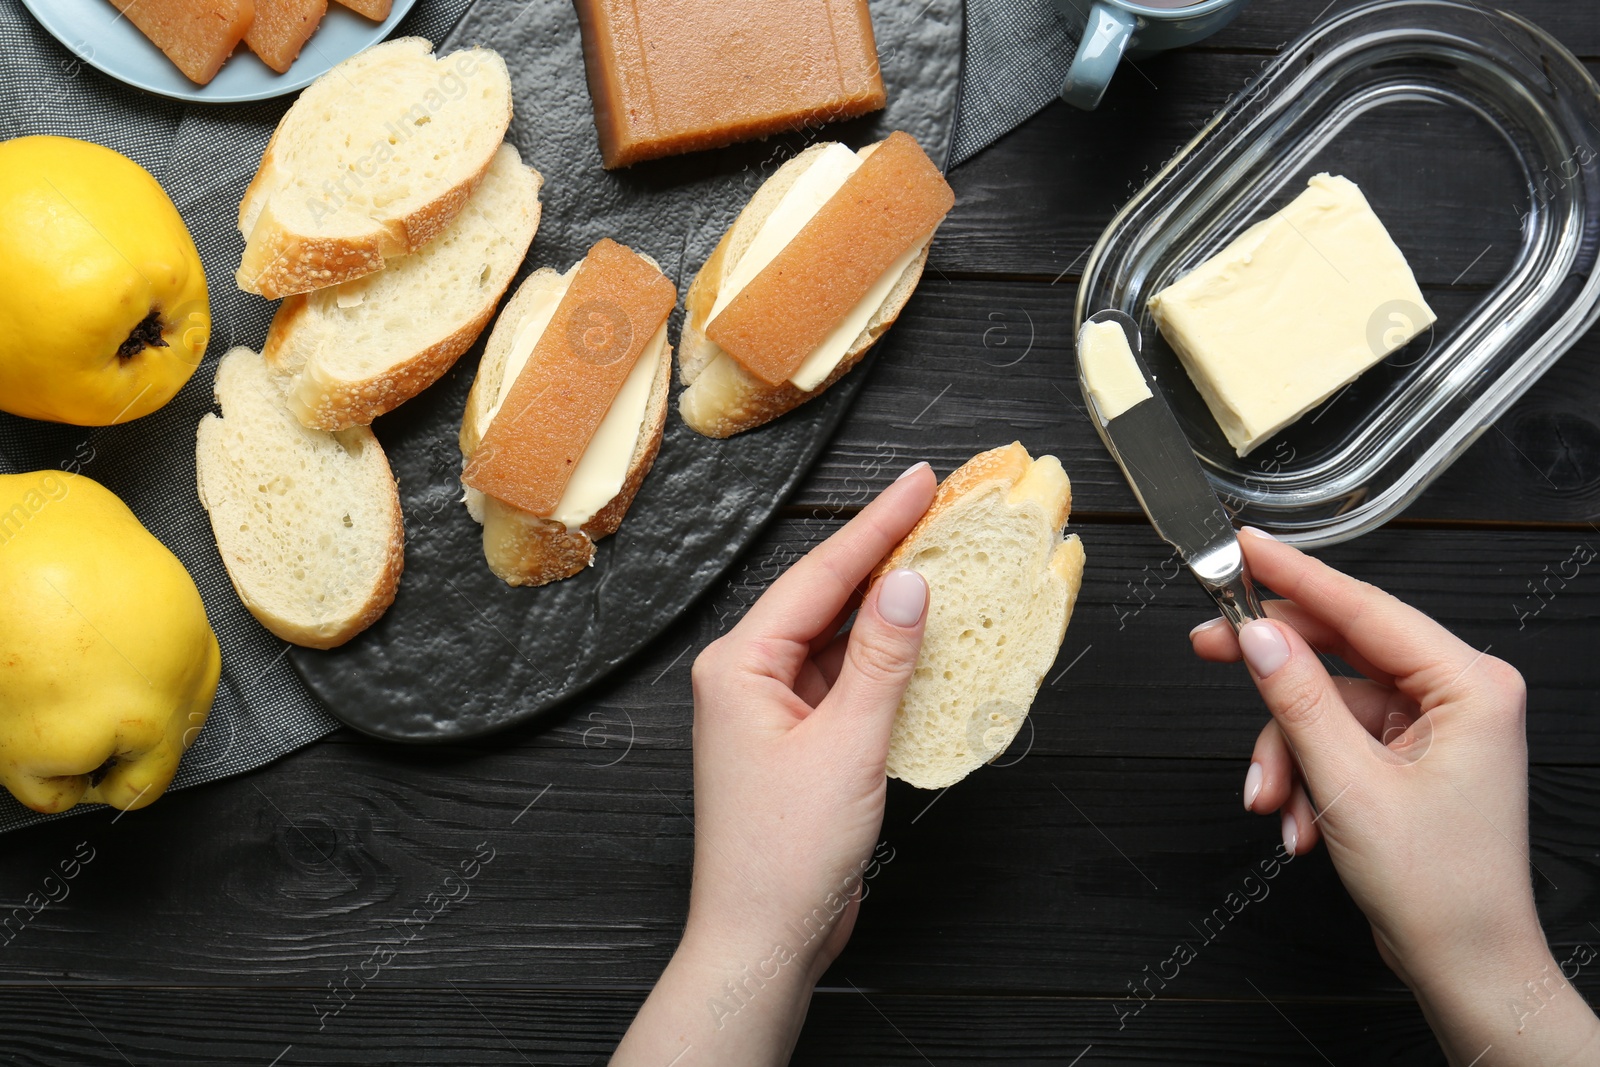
[1148, 174, 1435, 456]
[1079, 320, 1152, 422]
[574, 0, 887, 168]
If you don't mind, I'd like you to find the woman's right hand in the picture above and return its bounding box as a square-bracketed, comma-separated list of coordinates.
[1190, 529, 1600, 1066]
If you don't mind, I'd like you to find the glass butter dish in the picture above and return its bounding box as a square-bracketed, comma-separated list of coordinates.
[1076, 0, 1600, 545]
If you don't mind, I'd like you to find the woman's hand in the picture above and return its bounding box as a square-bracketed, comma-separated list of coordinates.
[1191, 528, 1600, 1066]
[613, 462, 936, 1067]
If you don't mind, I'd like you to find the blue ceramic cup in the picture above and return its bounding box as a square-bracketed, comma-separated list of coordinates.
[1052, 0, 1249, 110]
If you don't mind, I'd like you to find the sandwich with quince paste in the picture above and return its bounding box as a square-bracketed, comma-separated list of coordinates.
[459, 238, 677, 587]
[678, 130, 955, 438]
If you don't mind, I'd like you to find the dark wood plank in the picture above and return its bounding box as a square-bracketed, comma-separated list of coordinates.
[0, 987, 1452, 1066]
[791, 280, 1600, 524]
[0, 725, 1595, 998]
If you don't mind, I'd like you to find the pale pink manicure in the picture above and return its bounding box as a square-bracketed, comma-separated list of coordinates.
[895, 461, 931, 483]
[1189, 617, 1228, 639]
[1241, 525, 1279, 541]
[878, 569, 927, 627]
[1244, 762, 1263, 811]
[1282, 810, 1299, 855]
[1239, 621, 1290, 677]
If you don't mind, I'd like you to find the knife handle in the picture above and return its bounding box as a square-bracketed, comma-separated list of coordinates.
[1205, 568, 1265, 632]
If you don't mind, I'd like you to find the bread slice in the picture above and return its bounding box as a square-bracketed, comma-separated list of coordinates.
[459, 265, 673, 587]
[874, 443, 1086, 790]
[245, 0, 327, 74]
[332, 0, 390, 18]
[677, 140, 932, 439]
[262, 143, 542, 430]
[236, 37, 513, 299]
[196, 347, 405, 649]
[111, 0, 255, 85]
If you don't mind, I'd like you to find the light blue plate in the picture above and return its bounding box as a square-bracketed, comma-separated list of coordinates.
[19, 0, 421, 104]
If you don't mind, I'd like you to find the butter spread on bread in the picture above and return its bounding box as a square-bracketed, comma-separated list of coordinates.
[678, 133, 953, 438]
[458, 241, 676, 587]
[873, 443, 1086, 790]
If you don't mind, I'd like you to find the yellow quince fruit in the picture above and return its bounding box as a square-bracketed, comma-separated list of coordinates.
[0, 135, 209, 426]
[0, 471, 221, 812]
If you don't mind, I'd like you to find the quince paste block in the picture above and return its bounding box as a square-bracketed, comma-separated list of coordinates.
[461, 239, 676, 518]
[1149, 173, 1436, 457]
[706, 131, 953, 387]
[109, 0, 255, 85]
[332, 0, 391, 17]
[244, 0, 328, 74]
[574, 0, 888, 168]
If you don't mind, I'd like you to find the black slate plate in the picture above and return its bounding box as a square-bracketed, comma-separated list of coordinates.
[288, 0, 964, 741]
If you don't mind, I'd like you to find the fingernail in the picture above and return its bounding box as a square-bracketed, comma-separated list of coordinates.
[1282, 810, 1299, 855]
[1243, 762, 1263, 811]
[1239, 620, 1291, 677]
[878, 568, 927, 627]
[1189, 617, 1227, 639]
[895, 461, 931, 483]
[1241, 525, 1278, 541]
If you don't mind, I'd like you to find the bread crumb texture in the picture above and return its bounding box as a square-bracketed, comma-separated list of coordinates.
[196, 348, 402, 648]
[882, 443, 1085, 789]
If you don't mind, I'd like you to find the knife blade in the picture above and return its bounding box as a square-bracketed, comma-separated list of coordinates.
[1079, 309, 1263, 631]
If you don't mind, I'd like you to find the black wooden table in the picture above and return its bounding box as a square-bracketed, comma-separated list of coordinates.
[4, 3, 1598, 1063]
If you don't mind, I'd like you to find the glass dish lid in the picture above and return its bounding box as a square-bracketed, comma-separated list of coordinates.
[1076, 0, 1600, 546]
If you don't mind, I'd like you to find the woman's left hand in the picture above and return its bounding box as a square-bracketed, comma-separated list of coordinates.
[613, 461, 936, 1066]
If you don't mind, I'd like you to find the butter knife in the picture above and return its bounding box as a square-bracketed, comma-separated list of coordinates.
[1079, 309, 1263, 631]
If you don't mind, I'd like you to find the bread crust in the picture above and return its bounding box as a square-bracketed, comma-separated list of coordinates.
[195, 350, 406, 650]
[262, 151, 542, 429]
[460, 264, 674, 587]
[235, 39, 513, 299]
[871, 442, 1087, 789]
[677, 138, 938, 438]
[874, 443, 1035, 580]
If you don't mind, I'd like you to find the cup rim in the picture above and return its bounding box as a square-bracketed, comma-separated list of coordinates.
[1112, 0, 1240, 17]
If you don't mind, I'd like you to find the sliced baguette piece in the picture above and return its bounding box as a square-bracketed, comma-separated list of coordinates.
[459, 264, 673, 587]
[196, 347, 405, 649]
[237, 37, 513, 299]
[263, 143, 542, 430]
[678, 140, 933, 439]
[874, 443, 1086, 790]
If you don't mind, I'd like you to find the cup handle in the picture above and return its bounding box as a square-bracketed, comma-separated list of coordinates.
[1060, 2, 1137, 110]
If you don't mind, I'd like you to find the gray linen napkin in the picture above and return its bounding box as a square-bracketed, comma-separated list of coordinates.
[953, 0, 1074, 164]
